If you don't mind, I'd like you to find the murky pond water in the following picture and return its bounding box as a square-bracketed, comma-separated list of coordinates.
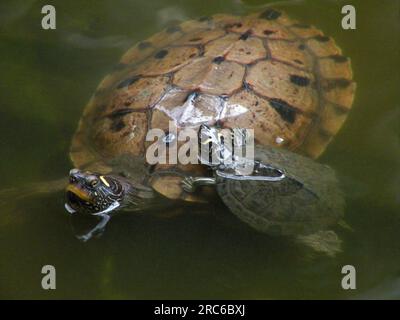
[0, 0, 399, 299]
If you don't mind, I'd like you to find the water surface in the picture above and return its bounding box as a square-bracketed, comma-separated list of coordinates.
[0, 0, 399, 299]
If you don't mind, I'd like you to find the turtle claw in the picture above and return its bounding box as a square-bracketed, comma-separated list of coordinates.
[181, 177, 197, 193]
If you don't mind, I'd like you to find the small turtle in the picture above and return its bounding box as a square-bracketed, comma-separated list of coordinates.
[2, 9, 355, 247]
[182, 125, 346, 256]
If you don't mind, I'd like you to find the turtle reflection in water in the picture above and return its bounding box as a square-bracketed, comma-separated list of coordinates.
[3, 8, 355, 255]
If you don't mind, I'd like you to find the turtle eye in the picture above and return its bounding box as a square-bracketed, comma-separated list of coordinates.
[89, 179, 99, 187]
[69, 176, 77, 184]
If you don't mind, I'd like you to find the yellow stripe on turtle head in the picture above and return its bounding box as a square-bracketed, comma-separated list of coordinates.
[100, 176, 110, 187]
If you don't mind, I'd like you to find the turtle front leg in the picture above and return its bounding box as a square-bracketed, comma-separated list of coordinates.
[181, 177, 216, 193]
[75, 213, 111, 242]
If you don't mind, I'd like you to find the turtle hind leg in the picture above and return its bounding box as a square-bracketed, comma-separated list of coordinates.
[295, 230, 343, 258]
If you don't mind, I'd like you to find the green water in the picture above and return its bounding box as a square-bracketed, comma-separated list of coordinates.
[0, 0, 399, 299]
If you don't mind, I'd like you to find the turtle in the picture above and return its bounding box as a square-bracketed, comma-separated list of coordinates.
[3, 8, 356, 247]
[181, 124, 346, 256]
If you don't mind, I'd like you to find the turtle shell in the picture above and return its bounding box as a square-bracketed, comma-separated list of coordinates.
[70, 8, 356, 202]
[214, 146, 345, 236]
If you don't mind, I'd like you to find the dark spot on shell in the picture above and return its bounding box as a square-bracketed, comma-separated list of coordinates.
[293, 59, 303, 64]
[329, 55, 349, 63]
[213, 56, 225, 64]
[110, 119, 126, 132]
[298, 44, 306, 50]
[290, 75, 310, 87]
[108, 108, 135, 119]
[166, 25, 182, 33]
[323, 79, 352, 90]
[268, 98, 296, 123]
[138, 41, 151, 50]
[189, 37, 202, 42]
[189, 53, 197, 58]
[154, 49, 169, 59]
[117, 76, 140, 89]
[314, 35, 330, 42]
[292, 23, 311, 29]
[239, 30, 252, 40]
[263, 30, 276, 35]
[260, 9, 282, 20]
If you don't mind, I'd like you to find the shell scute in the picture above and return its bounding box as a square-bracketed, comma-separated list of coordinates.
[321, 80, 356, 109]
[204, 33, 240, 57]
[179, 18, 213, 33]
[289, 24, 323, 38]
[254, 9, 294, 26]
[212, 14, 254, 33]
[135, 46, 200, 76]
[151, 87, 224, 128]
[179, 93, 224, 126]
[120, 43, 155, 65]
[91, 111, 148, 160]
[268, 40, 314, 70]
[318, 57, 353, 80]
[110, 75, 170, 112]
[150, 87, 190, 130]
[251, 20, 296, 40]
[199, 60, 246, 95]
[220, 90, 312, 150]
[174, 28, 226, 46]
[225, 37, 267, 64]
[306, 37, 341, 57]
[246, 60, 318, 114]
[173, 57, 246, 95]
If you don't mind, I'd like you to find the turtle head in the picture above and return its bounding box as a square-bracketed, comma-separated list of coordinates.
[65, 169, 157, 215]
[65, 169, 125, 215]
